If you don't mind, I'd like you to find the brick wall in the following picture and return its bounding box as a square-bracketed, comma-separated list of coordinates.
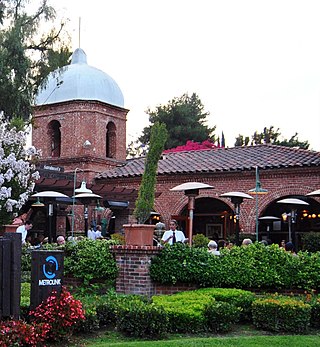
[33, 100, 128, 182]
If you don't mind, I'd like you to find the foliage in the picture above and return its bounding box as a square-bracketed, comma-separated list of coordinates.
[234, 126, 309, 149]
[163, 139, 220, 153]
[150, 242, 320, 291]
[196, 287, 255, 322]
[252, 296, 311, 332]
[0, 115, 40, 225]
[110, 233, 125, 245]
[64, 238, 118, 284]
[204, 300, 240, 333]
[29, 288, 85, 341]
[0, 0, 71, 121]
[117, 300, 169, 339]
[133, 122, 167, 223]
[152, 292, 209, 333]
[301, 232, 320, 252]
[96, 291, 147, 328]
[310, 298, 320, 328]
[0, 319, 49, 347]
[138, 93, 216, 150]
[192, 233, 210, 248]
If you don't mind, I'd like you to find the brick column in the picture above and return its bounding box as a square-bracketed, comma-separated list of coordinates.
[111, 245, 161, 297]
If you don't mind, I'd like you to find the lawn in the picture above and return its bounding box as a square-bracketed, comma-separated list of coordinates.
[68, 326, 320, 347]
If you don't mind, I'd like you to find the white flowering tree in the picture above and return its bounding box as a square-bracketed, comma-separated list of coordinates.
[0, 115, 40, 225]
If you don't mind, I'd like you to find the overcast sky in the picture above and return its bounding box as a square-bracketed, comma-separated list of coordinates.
[53, 0, 320, 151]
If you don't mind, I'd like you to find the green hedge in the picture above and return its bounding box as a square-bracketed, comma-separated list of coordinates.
[64, 239, 118, 284]
[204, 300, 240, 332]
[152, 288, 254, 333]
[150, 242, 320, 291]
[252, 296, 311, 332]
[117, 300, 169, 338]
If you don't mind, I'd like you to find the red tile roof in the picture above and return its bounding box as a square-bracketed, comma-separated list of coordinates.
[96, 144, 320, 180]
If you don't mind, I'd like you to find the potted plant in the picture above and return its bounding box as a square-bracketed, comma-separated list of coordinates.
[124, 122, 168, 246]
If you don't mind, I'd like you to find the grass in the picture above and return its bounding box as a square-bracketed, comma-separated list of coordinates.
[65, 325, 320, 347]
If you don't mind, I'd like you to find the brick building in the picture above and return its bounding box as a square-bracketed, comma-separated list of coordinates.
[31, 48, 320, 247]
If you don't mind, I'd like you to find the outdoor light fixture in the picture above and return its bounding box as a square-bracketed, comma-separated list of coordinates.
[31, 197, 45, 207]
[31, 191, 69, 243]
[258, 216, 280, 240]
[170, 182, 214, 245]
[71, 168, 94, 238]
[277, 198, 309, 245]
[220, 191, 253, 246]
[248, 166, 268, 242]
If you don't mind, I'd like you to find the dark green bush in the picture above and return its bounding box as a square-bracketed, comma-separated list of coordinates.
[152, 292, 209, 333]
[310, 297, 320, 328]
[301, 232, 320, 252]
[96, 291, 146, 327]
[196, 287, 255, 322]
[192, 234, 210, 248]
[252, 296, 311, 333]
[150, 242, 320, 291]
[204, 300, 240, 332]
[64, 239, 118, 284]
[117, 300, 169, 338]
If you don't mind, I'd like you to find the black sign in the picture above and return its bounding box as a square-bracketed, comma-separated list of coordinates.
[30, 250, 64, 309]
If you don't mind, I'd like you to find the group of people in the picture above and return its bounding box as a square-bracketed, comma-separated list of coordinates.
[15, 219, 66, 247]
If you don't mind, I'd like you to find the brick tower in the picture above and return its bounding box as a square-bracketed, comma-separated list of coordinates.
[32, 48, 129, 182]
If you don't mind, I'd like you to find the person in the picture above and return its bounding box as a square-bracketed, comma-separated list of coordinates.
[242, 238, 253, 246]
[218, 239, 227, 250]
[88, 224, 102, 240]
[16, 220, 33, 245]
[208, 240, 220, 255]
[285, 241, 297, 255]
[57, 235, 66, 245]
[161, 220, 186, 245]
[280, 239, 286, 249]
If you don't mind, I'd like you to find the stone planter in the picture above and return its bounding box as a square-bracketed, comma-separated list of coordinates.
[123, 224, 155, 246]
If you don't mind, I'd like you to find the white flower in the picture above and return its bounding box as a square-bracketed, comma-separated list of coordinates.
[0, 114, 41, 221]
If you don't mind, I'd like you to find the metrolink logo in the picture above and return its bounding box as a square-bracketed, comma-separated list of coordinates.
[39, 255, 61, 286]
[39, 278, 61, 286]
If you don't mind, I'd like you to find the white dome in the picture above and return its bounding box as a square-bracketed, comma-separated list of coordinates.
[35, 48, 124, 107]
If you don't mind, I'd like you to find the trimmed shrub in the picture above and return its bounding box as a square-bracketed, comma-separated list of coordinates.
[64, 238, 118, 284]
[252, 296, 311, 333]
[150, 242, 320, 291]
[117, 300, 169, 338]
[310, 297, 320, 328]
[152, 292, 209, 333]
[204, 300, 240, 333]
[192, 234, 210, 248]
[301, 232, 320, 252]
[196, 287, 255, 322]
[96, 292, 146, 327]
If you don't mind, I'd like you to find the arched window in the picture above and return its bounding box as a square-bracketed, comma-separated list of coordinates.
[48, 120, 61, 157]
[106, 122, 116, 158]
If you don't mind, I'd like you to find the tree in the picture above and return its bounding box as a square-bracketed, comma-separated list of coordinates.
[134, 122, 168, 224]
[0, 0, 71, 122]
[138, 93, 216, 150]
[0, 113, 40, 225]
[234, 126, 309, 149]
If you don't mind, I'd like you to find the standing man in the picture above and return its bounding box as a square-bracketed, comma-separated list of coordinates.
[16, 220, 33, 244]
[161, 219, 186, 245]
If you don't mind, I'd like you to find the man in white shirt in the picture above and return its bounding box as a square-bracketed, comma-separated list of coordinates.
[161, 219, 186, 245]
[16, 220, 33, 244]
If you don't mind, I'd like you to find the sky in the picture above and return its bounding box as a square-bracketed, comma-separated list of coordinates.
[51, 0, 320, 151]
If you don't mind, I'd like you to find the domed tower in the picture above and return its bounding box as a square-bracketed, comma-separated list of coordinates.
[33, 48, 129, 181]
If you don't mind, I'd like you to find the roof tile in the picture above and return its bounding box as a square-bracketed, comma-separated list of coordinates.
[96, 144, 320, 180]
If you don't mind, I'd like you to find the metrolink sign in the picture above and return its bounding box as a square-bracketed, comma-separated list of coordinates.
[30, 250, 64, 309]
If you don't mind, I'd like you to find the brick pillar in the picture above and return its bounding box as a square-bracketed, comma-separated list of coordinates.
[111, 245, 161, 297]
